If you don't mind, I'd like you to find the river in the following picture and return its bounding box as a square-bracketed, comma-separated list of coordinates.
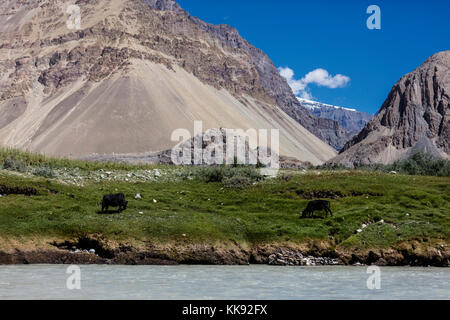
[0, 265, 448, 300]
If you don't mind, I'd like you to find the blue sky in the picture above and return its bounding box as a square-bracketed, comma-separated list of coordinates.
[177, 0, 450, 114]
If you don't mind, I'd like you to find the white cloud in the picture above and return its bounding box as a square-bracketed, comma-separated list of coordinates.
[302, 68, 350, 88]
[278, 67, 308, 97]
[278, 67, 350, 100]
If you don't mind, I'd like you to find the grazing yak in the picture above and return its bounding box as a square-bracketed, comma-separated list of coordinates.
[301, 200, 332, 218]
[101, 193, 128, 213]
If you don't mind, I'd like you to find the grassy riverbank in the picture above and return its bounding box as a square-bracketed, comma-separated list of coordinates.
[0, 149, 449, 265]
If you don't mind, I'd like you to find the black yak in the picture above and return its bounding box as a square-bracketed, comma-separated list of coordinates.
[101, 193, 128, 213]
[301, 200, 332, 218]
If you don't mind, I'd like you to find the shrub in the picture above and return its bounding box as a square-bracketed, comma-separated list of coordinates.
[32, 166, 56, 178]
[2, 157, 26, 172]
[385, 152, 450, 177]
[236, 166, 263, 181]
[189, 165, 263, 183]
[223, 175, 252, 189]
[202, 166, 226, 183]
[315, 152, 450, 177]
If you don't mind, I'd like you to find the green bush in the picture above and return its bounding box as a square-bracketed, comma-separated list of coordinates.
[201, 166, 226, 183]
[315, 152, 450, 177]
[223, 175, 252, 189]
[32, 167, 56, 178]
[2, 157, 26, 172]
[188, 165, 263, 183]
[385, 152, 450, 177]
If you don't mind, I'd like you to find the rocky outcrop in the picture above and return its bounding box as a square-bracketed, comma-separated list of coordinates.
[141, 0, 183, 12]
[80, 127, 312, 169]
[266, 248, 339, 266]
[332, 51, 450, 166]
[314, 117, 351, 151]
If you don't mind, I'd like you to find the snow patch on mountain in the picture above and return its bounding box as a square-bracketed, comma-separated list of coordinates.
[297, 98, 357, 112]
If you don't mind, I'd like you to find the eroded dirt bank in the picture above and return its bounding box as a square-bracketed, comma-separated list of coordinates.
[0, 236, 448, 267]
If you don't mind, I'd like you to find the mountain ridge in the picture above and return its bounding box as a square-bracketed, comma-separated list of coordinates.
[298, 98, 373, 150]
[0, 0, 336, 164]
[332, 50, 450, 166]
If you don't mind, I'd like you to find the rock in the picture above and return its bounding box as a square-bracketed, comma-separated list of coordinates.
[300, 98, 373, 150]
[268, 254, 276, 264]
[372, 258, 386, 266]
[296, 253, 304, 259]
[89, 249, 95, 254]
[333, 51, 450, 166]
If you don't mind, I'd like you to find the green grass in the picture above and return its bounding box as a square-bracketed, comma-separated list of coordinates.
[0, 159, 449, 250]
[0, 147, 169, 171]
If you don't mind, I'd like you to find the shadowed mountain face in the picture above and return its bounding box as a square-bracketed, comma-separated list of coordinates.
[332, 51, 450, 166]
[0, 0, 336, 164]
[299, 98, 373, 150]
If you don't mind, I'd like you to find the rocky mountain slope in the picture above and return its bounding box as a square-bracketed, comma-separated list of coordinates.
[0, 0, 336, 164]
[332, 51, 450, 166]
[299, 98, 372, 136]
[299, 98, 373, 150]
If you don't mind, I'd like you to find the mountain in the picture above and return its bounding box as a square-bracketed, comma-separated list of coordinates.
[0, 0, 336, 164]
[298, 98, 373, 150]
[299, 98, 372, 137]
[332, 51, 450, 166]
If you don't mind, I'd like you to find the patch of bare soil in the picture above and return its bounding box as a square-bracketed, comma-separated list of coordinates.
[295, 189, 383, 199]
[0, 184, 38, 196]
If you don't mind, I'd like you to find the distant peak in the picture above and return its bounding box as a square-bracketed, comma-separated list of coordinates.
[297, 98, 357, 112]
